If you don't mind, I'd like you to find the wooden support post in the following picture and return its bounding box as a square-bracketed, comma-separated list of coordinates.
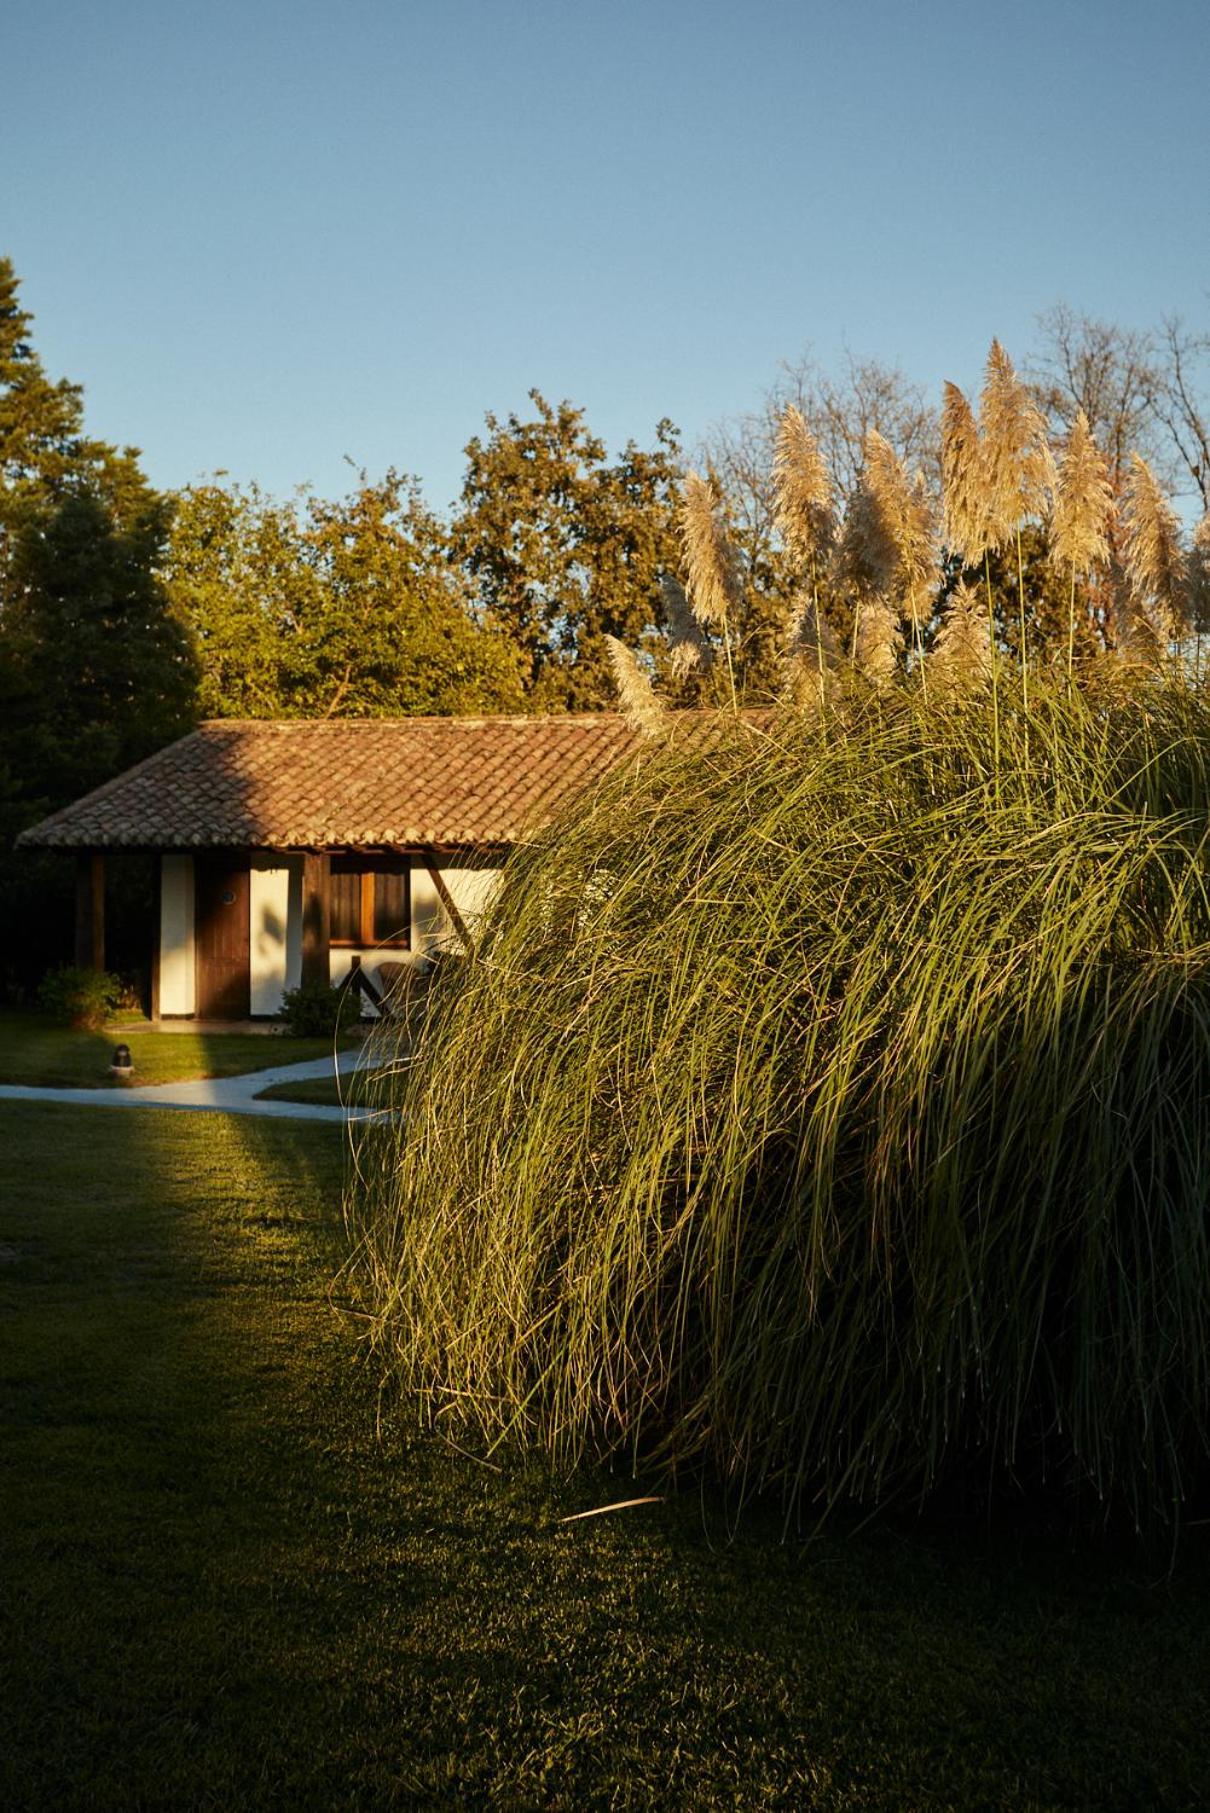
[74, 851, 105, 972]
[149, 856, 162, 1020]
[301, 852, 331, 987]
[422, 856, 475, 956]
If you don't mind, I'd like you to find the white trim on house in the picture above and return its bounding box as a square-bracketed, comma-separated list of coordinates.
[157, 849, 506, 1019]
[159, 855, 195, 1016]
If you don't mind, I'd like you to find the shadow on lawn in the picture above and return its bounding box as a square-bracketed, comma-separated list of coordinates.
[3, 1094, 1210, 1809]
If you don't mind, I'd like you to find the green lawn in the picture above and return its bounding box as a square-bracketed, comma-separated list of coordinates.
[2, 1103, 1208, 1808]
[0, 1009, 355, 1088]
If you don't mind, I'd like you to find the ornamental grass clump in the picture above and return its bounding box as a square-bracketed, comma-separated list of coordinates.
[352, 674, 1210, 1532]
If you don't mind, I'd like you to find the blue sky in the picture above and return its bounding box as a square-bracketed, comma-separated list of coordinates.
[4, 0, 1207, 510]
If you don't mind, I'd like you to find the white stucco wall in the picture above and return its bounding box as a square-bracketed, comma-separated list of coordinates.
[249, 857, 300, 1017]
[159, 855, 195, 1016]
[409, 855, 505, 955]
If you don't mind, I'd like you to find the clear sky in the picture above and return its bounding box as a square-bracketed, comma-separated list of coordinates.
[4, 0, 1207, 511]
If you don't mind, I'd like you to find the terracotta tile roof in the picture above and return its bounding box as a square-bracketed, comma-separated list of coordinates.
[17, 716, 670, 851]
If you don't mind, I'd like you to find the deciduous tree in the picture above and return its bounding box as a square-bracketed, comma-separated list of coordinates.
[450, 393, 682, 710]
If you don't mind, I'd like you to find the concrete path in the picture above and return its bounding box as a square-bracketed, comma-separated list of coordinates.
[0, 1046, 392, 1124]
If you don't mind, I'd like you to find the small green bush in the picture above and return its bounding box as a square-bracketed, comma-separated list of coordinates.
[37, 965, 123, 1029]
[280, 979, 355, 1038]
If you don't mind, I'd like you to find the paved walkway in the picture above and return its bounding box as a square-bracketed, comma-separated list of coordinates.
[0, 1047, 390, 1124]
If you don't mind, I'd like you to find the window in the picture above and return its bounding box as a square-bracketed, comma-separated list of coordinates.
[330, 858, 410, 948]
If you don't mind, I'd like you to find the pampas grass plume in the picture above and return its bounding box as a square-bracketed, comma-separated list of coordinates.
[1050, 411, 1113, 577]
[1189, 513, 1210, 635]
[979, 339, 1056, 549]
[930, 581, 992, 696]
[1124, 453, 1188, 645]
[659, 573, 714, 678]
[941, 381, 987, 566]
[854, 597, 903, 686]
[605, 635, 666, 739]
[681, 471, 743, 630]
[773, 406, 835, 570]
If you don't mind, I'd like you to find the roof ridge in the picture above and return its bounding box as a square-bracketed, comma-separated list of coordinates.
[196, 714, 635, 730]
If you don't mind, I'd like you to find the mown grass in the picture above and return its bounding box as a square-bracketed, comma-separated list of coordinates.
[0, 1009, 354, 1088]
[2, 1101, 1209, 1808]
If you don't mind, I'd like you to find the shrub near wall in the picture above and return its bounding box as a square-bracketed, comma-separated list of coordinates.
[353, 678, 1210, 1533]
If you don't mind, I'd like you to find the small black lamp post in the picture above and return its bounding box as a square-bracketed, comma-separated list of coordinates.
[110, 1042, 134, 1081]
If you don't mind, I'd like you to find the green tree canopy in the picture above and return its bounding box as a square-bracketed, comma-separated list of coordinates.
[164, 471, 525, 719]
[450, 393, 682, 710]
[2, 490, 196, 819]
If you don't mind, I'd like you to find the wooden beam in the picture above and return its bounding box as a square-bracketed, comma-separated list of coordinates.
[359, 870, 376, 948]
[149, 856, 162, 1020]
[301, 852, 331, 987]
[74, 851, 105, 972]
[422, 856, 475, 956]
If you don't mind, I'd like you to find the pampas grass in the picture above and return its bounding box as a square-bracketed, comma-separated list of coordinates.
[1050, 410, 1114, 677]
[659, 574, 714, 679]
[773, 405, 835, 570]
[1124, 453, 1189, 656]
[681, 470, 742, 705]
[979, 341, 1055, 721]
[349, 342, 1210, 1541]
[941, 381, 988, 567]
[930, 581, 992, 697]
[864, 431, 937, 676]
[681, 471, 743, 630]
[605, 635, 666, 738]
[978, 339, 1056, 551]
[350, 672, 1210, 1534]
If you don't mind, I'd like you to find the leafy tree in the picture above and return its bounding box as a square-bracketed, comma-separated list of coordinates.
[0, 256, 152, 581]
[164, 472, 525, 718]
[3, 490, 196, 813]
[0, 257, 197, 997]
[450, 393, 682, 710]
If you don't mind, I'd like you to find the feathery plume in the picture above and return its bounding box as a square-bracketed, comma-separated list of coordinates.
[658, 573, 714, 677]
[833, 468, 897, 604]
[1050, 411, 1113, 577]
[864, 432, 939, 660]
[941, 380, 987, 565]
[605, 635, 666, 739]
[773, 406, 836, 571]
[978, 340, 1056, 550]
[779, 592, 841, 711]
[681, 471, 744, 629]
[854, 598, 903, 686]
[930, 581, 993, 697]
[1124, 453, 1188, 648]
[787, 591, 840, 667]
[1189, 514, 1210, 636]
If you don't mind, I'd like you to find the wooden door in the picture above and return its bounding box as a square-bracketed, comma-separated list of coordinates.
[195, 855, 250, 1020]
